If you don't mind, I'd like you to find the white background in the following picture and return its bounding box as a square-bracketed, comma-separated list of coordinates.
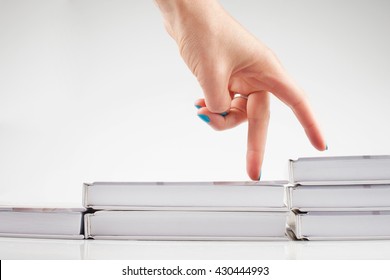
[1, 0, 390, 206]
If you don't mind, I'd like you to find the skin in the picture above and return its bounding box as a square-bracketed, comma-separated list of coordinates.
[156, 0, 326, 180]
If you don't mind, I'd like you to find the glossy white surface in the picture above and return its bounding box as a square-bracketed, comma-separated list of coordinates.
[1, 237, 389, 260]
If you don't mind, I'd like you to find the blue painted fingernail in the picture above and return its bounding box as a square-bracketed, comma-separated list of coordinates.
[195, 105, 202, 109]
[220, 111, 228, 117]
[258, 170, 262, 181]
[198, 114, 210, 123]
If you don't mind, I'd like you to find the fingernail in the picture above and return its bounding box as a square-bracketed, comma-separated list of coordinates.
[325, 144, 328, 150]
[195, 105, 202, 109]
[258, 170, 262, 181]
[197, 114, 210, 123]
[220, 111, 228, 117]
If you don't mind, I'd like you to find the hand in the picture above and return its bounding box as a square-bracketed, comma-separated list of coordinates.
[156, 0, 326, 180]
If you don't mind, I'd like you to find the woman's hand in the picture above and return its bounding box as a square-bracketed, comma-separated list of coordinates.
[156, 0, 326, 180]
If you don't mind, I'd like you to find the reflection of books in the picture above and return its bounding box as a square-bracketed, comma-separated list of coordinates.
[3, 236, 390, 260]
[0, 237, 85, 259]
[84, 210, 288, 241]
[83, 181, 287, 210]
[289, 155, 390, 185]
[83, 240, 292, 260]
[288, 211, 390, 240]
[289, 240, 390, 259]
[0, 207, 84, 239]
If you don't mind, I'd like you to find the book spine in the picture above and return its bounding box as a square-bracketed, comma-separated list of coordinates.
[82, 183, 92, 209]
[288, 159, 295, 184]
[84, 213, 93, 239]
[285, 186, 293, 210]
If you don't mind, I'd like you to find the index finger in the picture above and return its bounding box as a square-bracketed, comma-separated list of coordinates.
[246, 91, 270, 180]
[271, 74, 327, 151]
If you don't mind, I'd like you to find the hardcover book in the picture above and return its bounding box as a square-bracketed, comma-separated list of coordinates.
[286, 183, 390, 211]
[288, 210, 390, 240]
[83, 181, 288, 211]
[85, 210, 289, 240]
[289, 155, 390, 185]
[0, 207, 84, 239]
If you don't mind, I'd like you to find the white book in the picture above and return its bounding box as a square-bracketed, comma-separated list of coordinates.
[0, 207, 84, 239]
[85, 210, 289, 240]
[286, 184, 390, 211]
[289, 155, 390, 185]
[288, 211, 390, 240]
[83, 181, 288, 211]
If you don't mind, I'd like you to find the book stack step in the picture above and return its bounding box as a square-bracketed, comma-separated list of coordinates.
[2, 155, 390, 241]
[83, 181, 289, 240]
[287, 155, 390, 240]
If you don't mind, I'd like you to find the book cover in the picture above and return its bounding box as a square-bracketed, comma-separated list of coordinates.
[85, 210, 289, 241]
[286, 184, 390, 211]
[289, 155, 390, 185]
[0, 207, 85, 239]
[288, 210, 390, 240]
[83, 181, 288, 211]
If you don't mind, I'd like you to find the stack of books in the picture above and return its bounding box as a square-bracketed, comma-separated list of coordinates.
[82, 181, 289, 240]
[286, 155, 390, 240]
[1, 155, 390, 241]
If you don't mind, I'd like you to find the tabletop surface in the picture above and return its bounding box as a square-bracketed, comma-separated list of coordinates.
[1, 237, 390, 260]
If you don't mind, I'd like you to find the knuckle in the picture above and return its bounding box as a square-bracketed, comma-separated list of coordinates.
[207, 104, 228, 114]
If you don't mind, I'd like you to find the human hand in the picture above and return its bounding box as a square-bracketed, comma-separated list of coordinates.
[156, 0, 326, 180]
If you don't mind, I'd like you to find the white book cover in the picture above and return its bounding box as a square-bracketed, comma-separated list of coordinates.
[289, 155, 390, 185]
[288, 211, 390, 240]
[85, 210, 289, 241]
[83, 181, 288, 210]
[286, 184, 390, 211]
[0, 207, 85, 239]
